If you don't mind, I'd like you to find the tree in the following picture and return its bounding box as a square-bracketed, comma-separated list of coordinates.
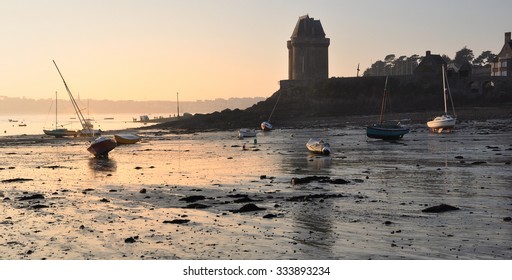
[473, 50, 496, 66]
[454, 46, 474, 65]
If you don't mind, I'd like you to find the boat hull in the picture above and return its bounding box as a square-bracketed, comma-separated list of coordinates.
[306, 138, 331, 155]
[238, 128, 257, 138]
[43, 129, 78, 138]
[366, 125, 409, 140]
[114, 134, 141, 144]
[261, 122, 272, 131]
[427, 115, 456, 131]
[87, 137, 117, 157]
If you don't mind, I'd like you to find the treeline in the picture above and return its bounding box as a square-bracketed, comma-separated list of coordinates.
[363, 47, 497, 77]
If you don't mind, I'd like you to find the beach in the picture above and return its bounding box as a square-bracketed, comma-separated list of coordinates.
[0, 116, 511, 260]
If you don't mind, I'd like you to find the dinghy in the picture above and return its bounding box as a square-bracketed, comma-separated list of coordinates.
[87, 136, 117, 157]
[114, 133, 141, 144]
[306, 138, 331, 155]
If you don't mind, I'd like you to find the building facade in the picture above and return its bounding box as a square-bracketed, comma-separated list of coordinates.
[287, 15, 330, 80]
[491, 32, 512, 77]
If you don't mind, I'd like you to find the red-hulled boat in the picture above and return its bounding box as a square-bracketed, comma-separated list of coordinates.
[87, 136, 117, 157]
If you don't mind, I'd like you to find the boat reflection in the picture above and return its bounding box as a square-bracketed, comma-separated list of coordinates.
[306, 155, 332, 170]
[88, 157, 117, 172]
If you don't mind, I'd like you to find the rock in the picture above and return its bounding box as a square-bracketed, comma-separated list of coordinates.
[17, 194, 44, 201]
[183, 203, 209, 209]
[99, 198, 110, 203]
[231, 203, 266, 213]
[330, 178, 351, 184]
[263, 214, 277, 219]
[422, 204, 460, 213]
[139, 188, 147, 194]
[179, 195, 206, 203]
[2, 178, 33, 183]
[31, 204, 49, 209]
[124, 236, 139, 243]
[471, 161, 487, 165]
[291, 176, 330, 185]
[233, 197, 259, 203]
[383, 221, 393, 225]
[163, 219, 190, 224]
[504, 217, 512, 222]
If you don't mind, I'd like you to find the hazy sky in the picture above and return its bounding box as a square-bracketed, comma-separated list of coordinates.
[1, 0, 510, 101]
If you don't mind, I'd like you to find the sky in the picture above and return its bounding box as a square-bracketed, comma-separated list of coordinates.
[1, 0, 510, 102]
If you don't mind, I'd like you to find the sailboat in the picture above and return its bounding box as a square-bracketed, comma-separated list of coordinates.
[52, 60, 101, 137]
[427, 65, 456, 133]
[260, 91, 282, 131]
[43, 91, 78, 138]
[366, 76, 409, 140]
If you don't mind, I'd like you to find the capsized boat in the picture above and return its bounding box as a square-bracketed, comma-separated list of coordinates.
[114, 133, 142, 144]
[87, 136, 117, 157]
[238, 128, 257, 138]
[427, 65, 456, 133]
[306, 138, 331, 155]
[366, 76, 409, 140]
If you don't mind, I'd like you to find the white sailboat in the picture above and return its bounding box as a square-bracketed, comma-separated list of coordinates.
[43, 91, 78, 138]
[306, 138, 331, 155]
[427, 65, 456, 133]
[53, 60, 101, 137]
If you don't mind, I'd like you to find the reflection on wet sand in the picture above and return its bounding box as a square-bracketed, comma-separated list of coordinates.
[0, 120, 511, 260]
[88, 157, 117, 173]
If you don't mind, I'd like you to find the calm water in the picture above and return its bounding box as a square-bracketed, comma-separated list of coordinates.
[0, 113, 152, 136]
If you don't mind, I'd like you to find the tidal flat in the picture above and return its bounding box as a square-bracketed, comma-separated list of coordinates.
[0, 119, 511, 260]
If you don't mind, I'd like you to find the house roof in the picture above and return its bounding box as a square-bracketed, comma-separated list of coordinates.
[291, 15, 326, 39]
[493, 32, 512, 62]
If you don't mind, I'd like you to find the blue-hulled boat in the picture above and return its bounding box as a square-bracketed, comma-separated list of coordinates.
[366, 123, 409, 140]
[366, 76, 409, 140]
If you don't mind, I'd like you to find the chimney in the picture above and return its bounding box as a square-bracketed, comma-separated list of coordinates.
[506, 32, 511, 43]
[426, 50, 431, 56]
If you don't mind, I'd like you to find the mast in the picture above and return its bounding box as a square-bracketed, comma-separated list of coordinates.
[176, 92, 180, 117]
[442, 65, 448, 115]
[378, 76, 389, 124]
[55, 91, 58, 129]
[52, 60, 91, 134]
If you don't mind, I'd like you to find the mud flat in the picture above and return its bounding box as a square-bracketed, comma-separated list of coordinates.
[0, 118, 511, 260]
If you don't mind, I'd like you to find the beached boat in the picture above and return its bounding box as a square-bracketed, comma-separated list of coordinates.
[43, 91, 78, 138]
[427, 65, 456, 133]
[53, 60, 101, 137]
[306, 138, 331, 155]
[260, 90, 283, 131]
[87, 136, 117, 157]
[114, 133, 141, 144]
[366, 76, 409, 140]
[238, 128, 257, 138]
[260, 121, 273, 131]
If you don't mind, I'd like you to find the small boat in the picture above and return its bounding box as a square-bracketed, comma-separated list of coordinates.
[87, 136, 117, 157]
[114, 133, 141, 144]
[260, 121, 273, 131]
[366, 76, 409, 140]
[238, 128, 257, 138]
[427, 65, 456, 133]
[367, 123, 409, 140]
[306, 138, 331, 155]
[44, 128, 78, 138]
[44, 91, 78, 138]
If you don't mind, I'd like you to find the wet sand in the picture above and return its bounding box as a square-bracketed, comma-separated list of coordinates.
[0, 117, 511, 260]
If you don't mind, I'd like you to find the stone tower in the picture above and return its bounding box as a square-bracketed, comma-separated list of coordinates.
[287, 15, 330, 80]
